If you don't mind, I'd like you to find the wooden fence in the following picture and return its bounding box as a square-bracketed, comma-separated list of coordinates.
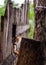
[0, 0, 30, 64]
[0, 0, 46, 65]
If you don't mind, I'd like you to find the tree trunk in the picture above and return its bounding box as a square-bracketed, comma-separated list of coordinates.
[34, 1, 46, 65]
[34, 0, 46, 42]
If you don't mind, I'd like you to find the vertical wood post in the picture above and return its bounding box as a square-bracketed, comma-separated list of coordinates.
[1, 0, 13, 60]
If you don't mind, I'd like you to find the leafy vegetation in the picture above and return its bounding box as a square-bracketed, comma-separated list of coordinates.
[0, 7, 5, 16]
[0, 0, 7, 16]
[28, 3, 34, 39]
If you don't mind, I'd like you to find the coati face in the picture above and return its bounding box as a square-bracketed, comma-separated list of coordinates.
[15, 36, 22, 43]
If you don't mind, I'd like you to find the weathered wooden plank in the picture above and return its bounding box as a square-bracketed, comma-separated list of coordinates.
[2, 3, 10, 59]
[16, 24, 30, 35]
[2, 16, 8, 59]
[0, 16, 4, 63]
[14, 8, 20, 25]
[0, 33, 3, 63]
[2, 2, 13, 60]
[17, 38, 44, 65]
[20, 4, 25, 25]
[26, 0, 29, 24]
[24, 1, 27, 24]
[7, 3, 13, 56]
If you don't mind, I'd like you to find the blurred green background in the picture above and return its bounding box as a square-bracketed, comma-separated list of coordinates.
[28, 3, 34, 39]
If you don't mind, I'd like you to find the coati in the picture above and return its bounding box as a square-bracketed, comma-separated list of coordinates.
[13, 36, 22, 55]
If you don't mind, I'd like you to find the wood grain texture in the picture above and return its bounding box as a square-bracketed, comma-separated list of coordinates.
[17, 38, 44, 65]
[1, 2, 13, 60]
[1, 0, 29, 65]
[34, 0, 46, 41]
[16, 25, 30, 35]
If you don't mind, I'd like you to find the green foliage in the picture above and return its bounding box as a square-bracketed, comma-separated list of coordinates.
[0, 0, 7, 16]
[29, 4, 34, 19]
[0, 7, 5, 16]
[28, 3, 34, 39]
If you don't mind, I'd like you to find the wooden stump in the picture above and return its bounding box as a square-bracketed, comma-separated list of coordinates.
[17, 38, 44, 65]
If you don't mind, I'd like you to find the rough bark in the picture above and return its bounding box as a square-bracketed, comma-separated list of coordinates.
[17, 38, 44, 65]
[34, 1, 46, 65]
[34, 0, 46, 41]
